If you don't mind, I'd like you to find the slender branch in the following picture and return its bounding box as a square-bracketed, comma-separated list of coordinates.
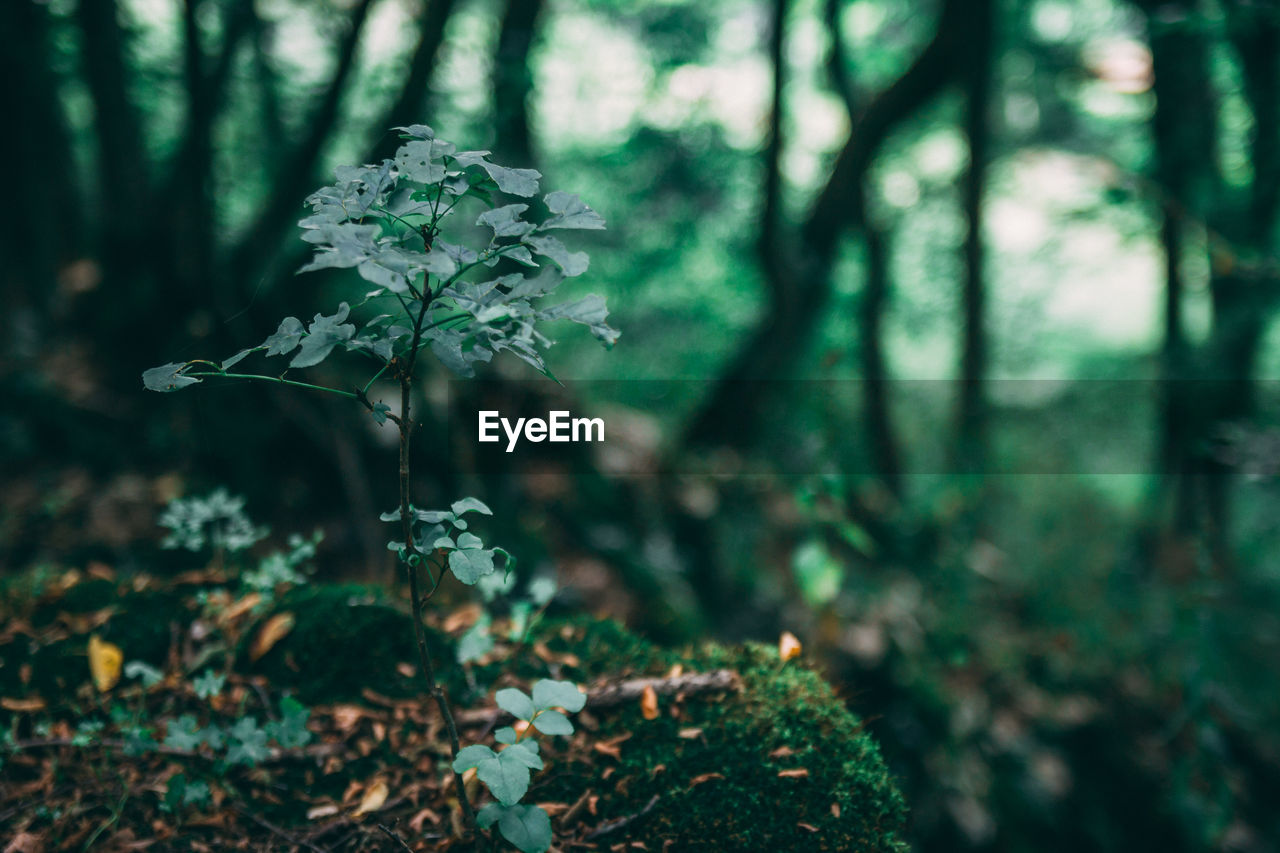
[185, 371, 359, 400]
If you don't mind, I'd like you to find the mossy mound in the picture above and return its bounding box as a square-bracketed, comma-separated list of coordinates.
[242, 584, 457, 705]
[1, 574, 189, 703]
[534, 619, 908, 851]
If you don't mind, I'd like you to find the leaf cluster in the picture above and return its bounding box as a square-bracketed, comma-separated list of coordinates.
[453, 679, 587, 853]
[144, 125, 616, 397]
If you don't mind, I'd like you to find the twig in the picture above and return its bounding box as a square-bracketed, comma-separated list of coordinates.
[377, 823, 415, 852]
[13, 737, 343, 763]
[585, 669, 738, 708]
[583, 795, 659, 841]
[238, 805, 330, 853]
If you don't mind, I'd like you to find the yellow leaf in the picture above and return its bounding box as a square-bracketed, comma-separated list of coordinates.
[353, 779, 389, 816]
[249, 612, 296, 661]
[640, 684, 659, 720]
[779, 631, 802, 662]
[88, 634, 123, 692]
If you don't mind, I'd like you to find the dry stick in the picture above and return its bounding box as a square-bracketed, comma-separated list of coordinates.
[454, 669, 740, 726]
[397, 297, 477, 826]
[583, 795, 660, 841]
[377, 823, 416, 852]
[237, 805, 330, 853]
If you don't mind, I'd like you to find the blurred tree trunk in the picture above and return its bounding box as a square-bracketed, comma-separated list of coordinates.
[363, 0, 460, 163]
[1139, 0, 1217, 536]
[685, 0, 974, 451]
[493, 0, 544, 167]
[955, 0, 995, 475]
[74, 0, 157, 353]
[227, 0, 378, 294]
[1, 0, 82, 321]
[825, 0, 902, 498]
[1138, 0, 1280, 567]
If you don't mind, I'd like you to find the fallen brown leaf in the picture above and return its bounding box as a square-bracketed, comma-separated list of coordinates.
[777, 768, 809, 778]
[689, 773, 724, 786]
[353, 779, 389, 816]
[249, 612, 295, 661]
[640, 684, 659, 720]
[0, 696, 46, 712]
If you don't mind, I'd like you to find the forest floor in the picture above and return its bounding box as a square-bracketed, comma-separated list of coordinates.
[0, 567, 906, 852]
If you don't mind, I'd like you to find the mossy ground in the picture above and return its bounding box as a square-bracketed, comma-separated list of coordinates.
[1, 573, 906, 851]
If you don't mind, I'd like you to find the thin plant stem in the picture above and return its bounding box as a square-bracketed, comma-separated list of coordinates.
[395, 264, 477, 826]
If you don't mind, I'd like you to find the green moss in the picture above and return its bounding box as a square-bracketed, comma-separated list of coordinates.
[537, 622, 909, 852]
[243, 584, 456, 704]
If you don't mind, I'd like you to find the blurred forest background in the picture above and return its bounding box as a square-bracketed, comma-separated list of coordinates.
[4, 0, 1280, 849]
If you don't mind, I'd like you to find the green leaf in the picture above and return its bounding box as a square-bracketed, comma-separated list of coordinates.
[455, 531, 483, 550]
[371, 402, 391, 424]
[541, 191, 606, 230]
[222, 348, 254, 370]
[539, 294, 619, 347]
[291, 303, 356, 368]
[501, 741, 543, 769]
[457, 617, 494, 664]
[450, 497, 493, 516]
[530, 709, 573, 736]
[225, 717, 271, 766]
[476, 746, 540, 805]
[449, 547, 496, 584]
[414, 508, 457, 524]
[478, 204, 535, 238]
[192, 670, 225, 699]
[453, 744, 497, 772]
[264, 317, 305, 357]
[524, 234, 588, 277]
[494, 726, 519, 745]
[485, 803, 553, 853]
[791, 539, 844, 608]
[395, 140, 447, 184]
[124, 660, 164, 688]
[452, 151, 541, 197]
[163, 715, 204, 751]
[394, 124, 435, 140]
[266, 697, 312, 749]
[528, 577, 557, 607]
[531, 679, 586, 713]
[143, 363, 199, 392]
[495, 688, 535, 721]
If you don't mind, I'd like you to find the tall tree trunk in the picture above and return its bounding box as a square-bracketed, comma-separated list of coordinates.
[1139, 0, 1218, 533]
[1, 0, 82, 320]
[955, 0, 995, 474]
[227, 0, 379, 291]
[825, 0, 902, 496]
[493, 0, 544, 167]
[686, 0, 970, 449]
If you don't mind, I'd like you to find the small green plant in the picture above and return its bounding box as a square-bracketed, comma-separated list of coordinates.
[158, 488, 267, 555]
[454, 679, 588, 853]
[144, 125, 614, 849]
